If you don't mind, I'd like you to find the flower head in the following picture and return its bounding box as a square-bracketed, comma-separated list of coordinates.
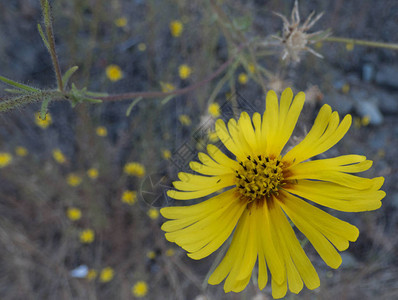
[80, 229, 95, 244]
[86, 269, 97, 281]
[106, 64, 123, 82]
[178, 114, 191, 126]
[87, 168, 99, 179]
[238, 73, 248, 85]
[169, 20, 183, 37]
[147, 208, 159, 220]
[99, 267, 114, 283]
[115, 17, 127, 28]
[160, 82, 176, 93]
[0, 152, 12, 168]
[67, 173, 82, 187]
[162, 149, 171, 160]
[96, 126, 107, 137]
[178, 64, 192, 80]
[208, 103, 220, 118]
[122, 190, 137, 205]
[132, 281, 148, 298]
[53, 149, 66, 164]
[161, 88, 385, 298]
[15, 146, 28, 157]
[138, 43, 147, 52]
[273, 0, 328, 63]
[35, 112, 52, 129]
[67, 207, 82, 221]
[124, 162, 146, 177]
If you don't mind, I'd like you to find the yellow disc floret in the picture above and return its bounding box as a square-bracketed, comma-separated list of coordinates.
[235, 154, 284, 202]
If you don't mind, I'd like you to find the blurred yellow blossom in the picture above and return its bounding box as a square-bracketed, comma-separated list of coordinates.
[169, 20, 183, 37]
[178, 114, 191, 126]
[86, 269, 97, 281]
[248, 63, 256, 73]
[0, 153, 12, 168]
[122, 190, 137, 205]
[106, 64, 123, 82]
[132, 281, 148, 298]
[147, 208, 159, 220]
[178, 64, 192, 79]
[96, 126, 107, 137]
[238, 73, 248, 84]
[162, 149, 171, 160]
[138, 43, 146, 51]
[87, 168, 99, 179]
[315, 41, 323, 49]
[208, 103, 220, 118]
[53, 149, 66, 164]
[34, 112, 52, 129]
[15, 146, 28, 157]
[124, 162, 146, 177]
[115, 17, 127, 27]
[146, 250, 156, 259]
[67, 207, 82, 221]
[165, 248, 175, 257]
[342, 83, 350, 94]
[361, 115, 370, 126]
[346, 42, 354, 51]
[80, 229, 95, 244]
[160, 82, 176, 93]
[208, 129, 219, 142]
[67, 173, 82, 187]
[99, 267, 114, 283]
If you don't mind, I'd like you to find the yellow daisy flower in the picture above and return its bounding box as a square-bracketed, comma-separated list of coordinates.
[99, 267, 114, 283]
[15, 146, 28, 157]
[67, 173, 82, 187]
[106, 64, 123, 82]
[161, 88, 385, 298]
[169, 20, 183, 37]
[96, 126, 107, 137]
[162, 149, 171, 160]
[67, 207, 82, 221]
[160, 82, 176, 93]
[124, 162, 146, 177]
[146, 250, 156, 259]
[132, 281, 148, 298]
[147, 208, 159, 220]
[178, 64, 192, 80]
[208, 103, 220, 118]
[80, 229, 95, 244]
[87, 168, 99, 179]
[115, 17, 127, 28]
[0, 152, 12, 168]
[178, 114, 191, 126]
[86, 269, 97, 281]
[122, 190, 137, 205]
[53, 149, 66, 164]
[238, 73, 248, 84]
[138, 43, 146, 52]
[34, 112, 52, 129]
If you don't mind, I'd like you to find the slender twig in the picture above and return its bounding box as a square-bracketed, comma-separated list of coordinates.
[40, 0, 64, 92]
[98, 42, 249, 102]
[325, 36, 398, 50]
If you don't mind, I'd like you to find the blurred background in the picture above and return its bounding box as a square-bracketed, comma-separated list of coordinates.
[0, 0, 397, 299]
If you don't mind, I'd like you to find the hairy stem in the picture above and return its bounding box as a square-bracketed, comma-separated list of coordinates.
[325, 36, 398, 51]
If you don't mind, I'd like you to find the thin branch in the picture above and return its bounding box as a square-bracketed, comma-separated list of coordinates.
[325, 36, 398, 51]
[40, 0, 64, 92]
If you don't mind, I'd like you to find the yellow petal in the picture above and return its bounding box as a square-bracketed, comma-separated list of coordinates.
[285, 180, 384, 212]
[215, 119, 245, 160]
[238, 112, 257, 152]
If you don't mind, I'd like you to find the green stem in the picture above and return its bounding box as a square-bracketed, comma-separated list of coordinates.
[325, 36, 398, 51]
[40, 0, 64, 91]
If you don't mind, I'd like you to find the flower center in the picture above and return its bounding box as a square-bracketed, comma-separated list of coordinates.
[235, 155, 284, 202]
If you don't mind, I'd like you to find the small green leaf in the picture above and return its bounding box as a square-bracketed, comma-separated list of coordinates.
[40, 97, 51, 119]
[4, 88, 29, 94]
[62, 66, 79, 88]
[0, 76, 40, 92]
[37, 24, 50, 51]
[160, 95, 176, 105]
[83, 98, 103, 104]
[126, 97, 143, 116]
